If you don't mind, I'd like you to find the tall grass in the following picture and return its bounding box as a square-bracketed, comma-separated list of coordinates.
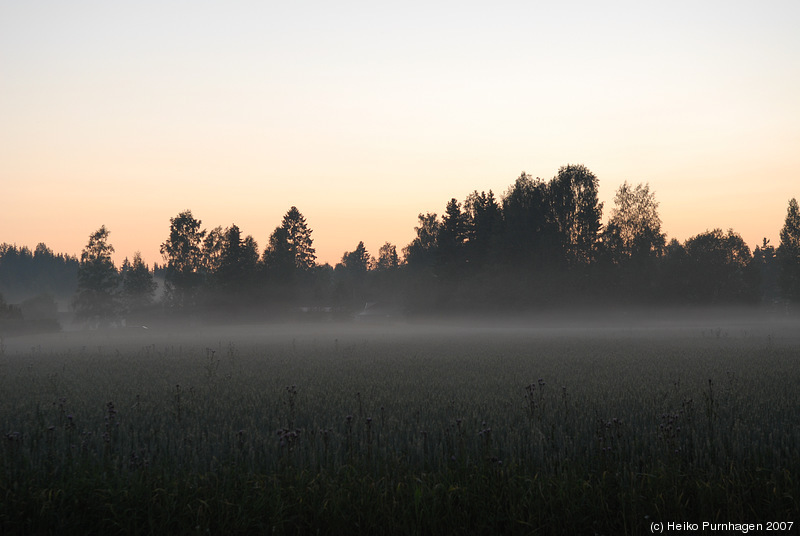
[1, 324, 798, 534]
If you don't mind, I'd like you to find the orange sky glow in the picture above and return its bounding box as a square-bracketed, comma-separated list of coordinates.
[2, 1, 798, 267]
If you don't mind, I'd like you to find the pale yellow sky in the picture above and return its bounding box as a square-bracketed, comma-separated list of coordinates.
[1, 1, 799, 266]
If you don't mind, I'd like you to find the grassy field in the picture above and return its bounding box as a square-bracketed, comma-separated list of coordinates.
[1, 314, 798, 534]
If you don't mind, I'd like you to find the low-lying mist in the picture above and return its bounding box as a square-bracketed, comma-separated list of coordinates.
[4, 305, 798, 356]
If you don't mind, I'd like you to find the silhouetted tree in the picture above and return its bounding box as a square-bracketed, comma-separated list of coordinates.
[121, 251, 157, 312]
[160, 210, 206, 308]
[215, 224, 259, 292]
[281, 206, 316, 270]
[778, 198, 800, 303]
[683, 228, 754, 303]
[334, 241, 374, 307]
[403, 213, 440, 270]
[340, 241, 373, 274]
[259, 208, 316, 304]
[604, 182, 665, 262]
[602, 181, 666, 301]
[74, 226, 119, 324]
[262, 226, 295, 280]
[463, 190, 502, 267]
[402, 213, 442, 311]
[376, 242, 399, 271]
[501, 173, 550, 266]
[548, 164, 603, 266]
[202, 226, 225, 277]
[752, 239, 780, 305]
[242, 236, 259, 273]
[438, 198, 467, 274]
[367, 242, 402, 309]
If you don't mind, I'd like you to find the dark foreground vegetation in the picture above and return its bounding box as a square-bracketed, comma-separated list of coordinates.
[1, 321, 798, 534]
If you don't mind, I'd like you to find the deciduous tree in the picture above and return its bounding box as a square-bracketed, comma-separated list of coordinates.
[74, 226, 119, 324]
[376, 242, 399, 271]
[683, 228, 754, 303]
[604, 181, 665, 262]
[403, 213, 440, 270]
[501, 173, 550, 265]
[202, 226, 225, 276]
[778, 198, 800, 302]
[160, 210, 206, 307]
[548, 164, 603, 265]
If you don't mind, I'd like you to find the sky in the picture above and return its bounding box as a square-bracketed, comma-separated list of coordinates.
[2, 1, 799, 266]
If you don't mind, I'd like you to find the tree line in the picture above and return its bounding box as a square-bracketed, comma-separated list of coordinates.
[2, 164, 800, 326]
[0, 244, 78, 329]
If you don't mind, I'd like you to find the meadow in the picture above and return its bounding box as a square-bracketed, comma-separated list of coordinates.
[1, 313, 798, 535]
